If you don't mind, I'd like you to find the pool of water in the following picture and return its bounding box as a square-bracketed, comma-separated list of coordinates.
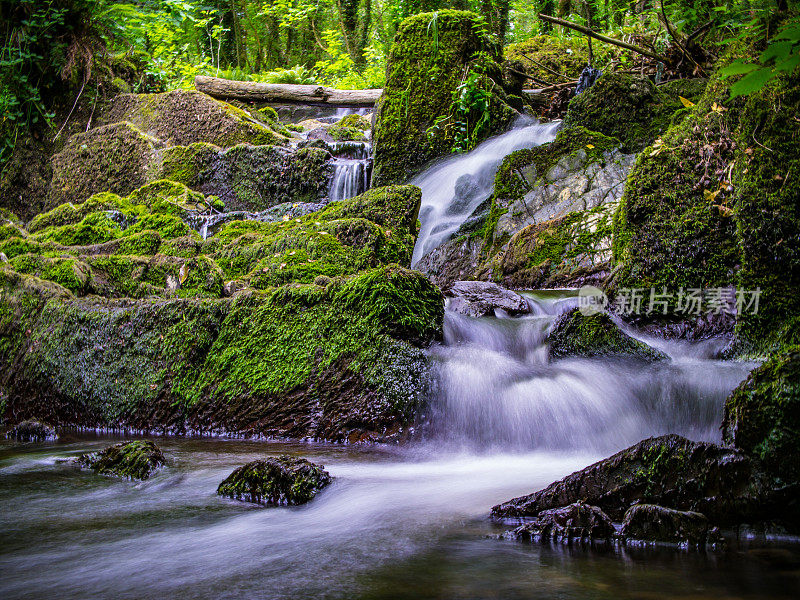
[1, 434, 798, 600]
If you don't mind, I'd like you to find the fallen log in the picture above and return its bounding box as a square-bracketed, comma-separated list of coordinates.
[195, 75, 383, 106]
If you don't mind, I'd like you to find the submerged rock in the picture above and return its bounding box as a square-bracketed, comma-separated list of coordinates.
[445, 280, 530, 317]
[217, 455, 331, 505]
[6, 420, 57, 442]
[548, 308, 667, 361]
[505, 502, 615, 544]
[491, 434, 787, 527]
[619, 504, 720, 548]
[76, 440, 166, 480]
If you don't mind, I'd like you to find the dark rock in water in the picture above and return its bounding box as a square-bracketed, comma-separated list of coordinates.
[505, 502, 614, 544]
[620, 504, 720, 547]
[7, 420, 57, 442]
[548, 308, 668, 361]
[722, 346, 800, 485]
[492, 434, 792, 528]
[76, 440, 166, 480]
[445, 280, 530, 317]
[217, 455, 331, 506]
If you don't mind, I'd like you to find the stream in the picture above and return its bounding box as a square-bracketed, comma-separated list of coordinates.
[2, 124, 798, 600]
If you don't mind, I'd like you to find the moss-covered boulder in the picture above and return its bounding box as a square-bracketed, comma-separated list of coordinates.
[611, 56, 800, 350]
[619, 504, 718, 547]
[505, 36, 592, 83]
[198, 144, 332, 211]
[0, 182, 443, 442]
[217, 455, 331, 505]
[722, 347, 800, 484]
[491, 434, 791, 528]
[563, 74, 702, 152]
[76, 440, 166, 480]
[48, 122, 161, 207]
[6, 420, 57, 442]
[372, 10, 515, 185]
[101, 90, 288, 148]
[548, 308, 667, 361]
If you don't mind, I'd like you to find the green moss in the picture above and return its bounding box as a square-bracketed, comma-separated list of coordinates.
[372, 10, 513, 185]
[127, 179, 210, 216]
[327, 125, 367, 142]
[217, 455, 331, 505]
[159, 142, 221, 187]
[505, 35, 591, 82]
[47, 122, 160, 208]
[548, 308, 668, 361]
[32, 211, 123, 247]
[723, 346, 800, 484]
[0, 236, 41, 260]
[563, 74, 686, 152]
[77, 440, 166, 480]
[9, 254, 92, 295]
[102, 90, 288, 148]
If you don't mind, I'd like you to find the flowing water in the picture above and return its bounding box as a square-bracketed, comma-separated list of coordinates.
[328, 141, 372, 202]
[411, 117, 561, 265]
[2, 120, 798, 599]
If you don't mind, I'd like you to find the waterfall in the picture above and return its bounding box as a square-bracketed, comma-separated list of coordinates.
[328, 142, 372, 202]
[429, 292, 755, 453]
[411, 117, 561, 266]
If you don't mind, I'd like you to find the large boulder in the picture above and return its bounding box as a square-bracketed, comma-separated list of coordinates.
[0, 185, 444, 442]
[101, 90, 288, 148]
[76, 440, 166, 480]
[217, 455, 331, 505]
[372, 10, 515, 185]
[722, 347, 800, 484]
[548, 308, 667, 361]
[491, 434, 793, 527]
[48, 122, 161, 207]
[416, 127, 634, 290]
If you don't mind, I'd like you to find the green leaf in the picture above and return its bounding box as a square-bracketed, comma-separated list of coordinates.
[729, 67, 774, 99]
[774, 25, 800, 42]
[719, 62, 758, 77]
[760, 41, 794, 64]
[774, 53, 800, 73]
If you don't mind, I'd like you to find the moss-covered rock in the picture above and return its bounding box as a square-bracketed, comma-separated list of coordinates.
[6, 419, 57, 442]
[217, 455, 331, 505]
[159, 142, 221, 187]
[548, 308, 667, 361]
[492, 434, 791, 528]
[101, 90, 288, 148]
[372, 10, 515, 185]
[563, 74, 689, 152]
[619, 504, 718, 547]
[48, 122, 161, 207]
[0, 182, 443, 441]
[76, 440, 166, 480]
[611, 54, 800, 350]
[722, 347, 800, 484]
[199, 144, 332, 211]
[505, 36, 591, 83]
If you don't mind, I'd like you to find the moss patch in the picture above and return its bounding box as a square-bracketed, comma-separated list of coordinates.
[217, 455, 331, 505]
[77, 440, 166, 480]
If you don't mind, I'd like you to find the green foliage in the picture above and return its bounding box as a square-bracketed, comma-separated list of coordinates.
[720, 18, 800, 98]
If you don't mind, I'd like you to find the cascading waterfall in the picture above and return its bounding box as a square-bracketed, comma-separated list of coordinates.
[328, 141, 372, 201]
[411, 117, 561, 266]
[428, 294, 755, 453]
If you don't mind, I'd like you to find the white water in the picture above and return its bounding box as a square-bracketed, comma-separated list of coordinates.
[429, 292, 756, 453]
[411, 118, 561, 265]
[328, 142, 372, 202]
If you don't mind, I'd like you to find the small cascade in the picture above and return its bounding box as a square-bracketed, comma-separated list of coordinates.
[411, 117, 561, 266]
[430, 291, 755, 453]
[189, 202, 326, 240]
[328, 141, 372, 201]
